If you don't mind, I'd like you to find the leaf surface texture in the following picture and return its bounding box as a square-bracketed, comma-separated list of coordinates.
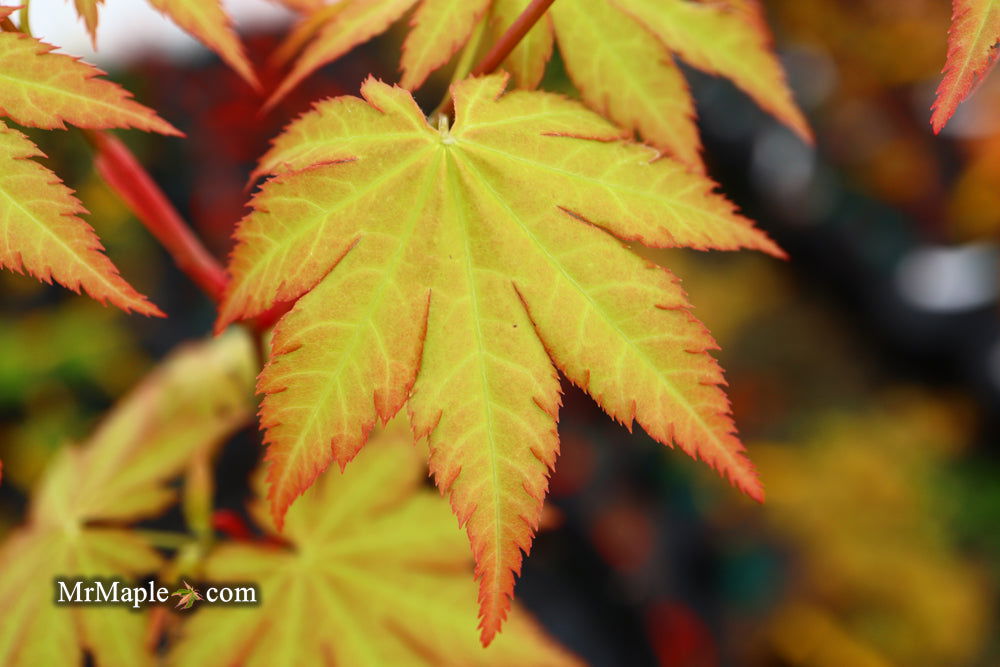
[551, 0, 700, 167]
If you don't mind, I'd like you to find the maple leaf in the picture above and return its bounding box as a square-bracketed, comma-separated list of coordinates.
[220, 74, 776, 642]
[931, 0, 1000, 133]
[168, 417, 579, 666]
[0, 120, 162, 315]
[0, 331, 256, 665]
[0, 31, 179, 133]
[148, 0, 260, 90]
[171, 581, 203, 610]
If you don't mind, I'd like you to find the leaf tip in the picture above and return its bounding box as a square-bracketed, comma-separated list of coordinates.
[477, 590, 512, 647]
[929, 107, 950, 135]
[138, 300, 167, 318]
[266, 479, 292, 533]
[737, 469, 765, 504]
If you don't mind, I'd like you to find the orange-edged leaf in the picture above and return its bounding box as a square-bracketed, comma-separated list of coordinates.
[406, 169, 562, 643]
[0, 120, 162, 315]
[148, 0, 260, 90]
[488, 0, 554, 89]
[257, 170, 434, 518]
[0, 31, 179, 133]
[74, 0, 105, 47]
[265, 0, 419, 110]
[551, 0, 701, 169]
[613, 0, 812, 143]
[400, 0, 491, 90]
[0, 6, 17, 21]
[222, 75, 771, 642]
[931, 0, 1000, 133]
[0, 331, 256, 666]
[169, 417, 580, 666]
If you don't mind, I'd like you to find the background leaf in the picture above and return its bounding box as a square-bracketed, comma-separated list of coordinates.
[147, 0, 259, 90]
[0, 120, 162, 315]
[168, 416, 580, 667]
[0, 331, 256, 665]
[613, 0, 812, 144]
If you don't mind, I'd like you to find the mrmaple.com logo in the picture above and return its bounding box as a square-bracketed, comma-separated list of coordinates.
[54, 578, 257, 610]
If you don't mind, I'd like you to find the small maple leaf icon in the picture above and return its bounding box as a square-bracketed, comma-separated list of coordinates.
[171, 581, 203, 610]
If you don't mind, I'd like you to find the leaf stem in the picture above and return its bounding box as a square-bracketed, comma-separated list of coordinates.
[19, 0, 30, 37]
[438, 0, 557, 118]
[83, 130, 229, 303]
[84, 130, 297, 333]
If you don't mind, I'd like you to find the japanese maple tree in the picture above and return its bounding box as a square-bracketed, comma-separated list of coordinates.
[10, 0, 971, 662]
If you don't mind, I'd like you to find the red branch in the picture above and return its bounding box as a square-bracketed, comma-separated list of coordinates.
[87, 131, 295, 332]
[85, 131, 228, 303]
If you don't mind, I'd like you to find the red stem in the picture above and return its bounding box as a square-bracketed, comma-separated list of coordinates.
[85, 131, 228, 303]
[470, 0, 556, 77]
